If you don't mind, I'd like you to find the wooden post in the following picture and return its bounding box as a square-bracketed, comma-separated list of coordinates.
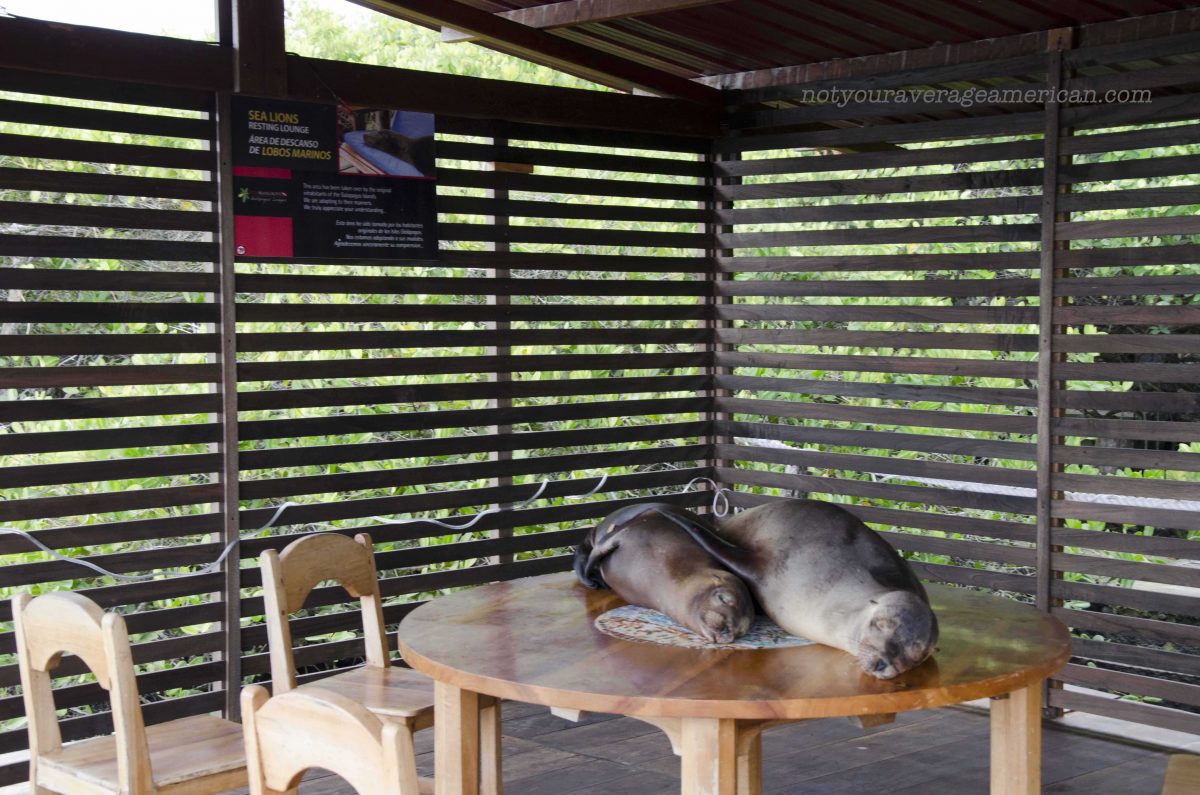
[705, 144, 736, 499]
[487, 135, 519, 566]
[1036, 26, 1073, 721]
[233, 0, 287, 96]
[214, 91, 243, 719]
[990, 686, 1042, 795]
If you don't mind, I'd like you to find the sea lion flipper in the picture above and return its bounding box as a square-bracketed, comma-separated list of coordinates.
[573, 507, 659, 589]
[653, 507, 759, 582]
[573, 537, 608, 589]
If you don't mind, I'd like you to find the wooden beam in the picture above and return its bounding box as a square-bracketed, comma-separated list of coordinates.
[0, 15, 233, 93]
[442, 0, 732, 43]
[286, 54, 720, 137]
[233, 0, 287, 96]
[348, 0, 721, 103]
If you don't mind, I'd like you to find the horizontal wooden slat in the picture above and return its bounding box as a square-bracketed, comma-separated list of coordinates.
[438, 194, 707, 223]
[1054, 607, 1200, 648]
[718, 396, 1037, 432]
[717, 138, 1043, 178]
[0, 452, 220, 489]
[719, 443, 1035, 488]
[0, 393, 219, 422]
[0, 267, 217, 293]
[0, 422, 219, 456]
[440, 221, 708, 248]
[238, 374, 708, 412]
[438, 166, 707, 201]
[1072, 637, 1200, 678]
[720, 420, 1036, 461]
[719, 277, 1037, 299]
[719, 351, 1035, 379]
[0, 200, 218, 232]
[717, 328, 1039, 351]
[0, 483, 222, 522]
[719, 373, 1032, 407]
[717, 304, 1038, 325]
[1, 363, 219, 388]
[240, 420, 707, 470]
[240, 396, 707, 441]
[1057, 663, 1200, 709]
[0, 166, 216, 201]
[235, 273, 708, 297]
[0, 132, 214, 170]
[716, 195, 1038, 225]
[1053, 578, 1200, 619]
[0, 233, 217, 261]
[236, 302, 706, 324]
[719, 252, 1039, 274]
[720, 223, 1040, 248]
[1047, 688, 1200, 736]
[0, 96, 212, 138]
[0, 333, 220, 355]
[717, 467, 1037, 515]
[0, 513, 219, 556]
[435, 139, 707, 176]
[240, 443, 708, 500]
[716, 167, 1041, 202]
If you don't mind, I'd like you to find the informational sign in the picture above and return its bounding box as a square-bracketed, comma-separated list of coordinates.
[231, 96, 438, 261]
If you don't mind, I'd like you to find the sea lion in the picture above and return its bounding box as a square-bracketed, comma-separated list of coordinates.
[661, 499, 938, 679]
[574, 502, 754, 645]
[362, 130, 435, 173]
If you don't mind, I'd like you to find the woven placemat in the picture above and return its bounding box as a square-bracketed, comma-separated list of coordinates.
[594, 604, 813, 650]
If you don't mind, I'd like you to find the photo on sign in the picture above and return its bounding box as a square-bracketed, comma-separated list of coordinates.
[338, 108, 435, 178]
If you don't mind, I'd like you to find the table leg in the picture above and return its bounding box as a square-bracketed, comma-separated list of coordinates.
[680, 717, 738, 795]
[990, 684, 1041, 795]
[736, 730, 761, 795]
[480, 697, 503, 795]
[435, 681, 480, 795]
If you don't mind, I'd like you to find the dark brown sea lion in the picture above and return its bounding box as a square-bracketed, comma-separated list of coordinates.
[574, 502, 754, 644]
[660, 498, 938, 679]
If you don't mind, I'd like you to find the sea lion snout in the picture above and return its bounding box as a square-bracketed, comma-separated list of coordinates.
[692, 576, 754, 644]
[859, 593, 938, 679]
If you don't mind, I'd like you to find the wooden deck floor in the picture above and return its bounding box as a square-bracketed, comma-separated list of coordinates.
[298, 701, 1173, 794]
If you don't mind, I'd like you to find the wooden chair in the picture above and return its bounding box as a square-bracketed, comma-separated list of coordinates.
[259, 532, 501, 794]
[242, 685, 418, 795]
[12, 591, 248, 795]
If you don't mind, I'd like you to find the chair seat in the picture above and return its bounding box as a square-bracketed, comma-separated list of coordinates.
[41, 714, 247, 794]
[309, 665, 436, 720]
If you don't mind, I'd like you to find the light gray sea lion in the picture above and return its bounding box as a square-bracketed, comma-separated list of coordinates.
[661, 499, 938, 679]
[574, 502, 754, 645]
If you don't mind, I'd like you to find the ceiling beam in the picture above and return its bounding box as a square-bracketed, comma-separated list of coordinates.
[348, 0, 721, 104]
[442, 0, 732, 43]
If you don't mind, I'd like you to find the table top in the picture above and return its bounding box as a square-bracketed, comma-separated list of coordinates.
[397, 572, 1070, 720]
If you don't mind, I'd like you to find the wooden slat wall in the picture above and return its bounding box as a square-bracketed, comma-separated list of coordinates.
[230, 119, 713, 686]
[719, 33, 1200, 734]
[0, 74, 226, 782]
[0, 81, 713, 782]
[1045, 54, 1200, 733]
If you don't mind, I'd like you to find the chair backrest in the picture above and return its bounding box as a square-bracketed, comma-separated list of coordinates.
[12, 591, 153, 793]
[259, 533, 389, 692]
[241, 685, 416, 795]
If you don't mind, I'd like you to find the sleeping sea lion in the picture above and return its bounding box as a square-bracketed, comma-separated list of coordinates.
[661, 499, 938, 679]
[574, 502, 754, 645]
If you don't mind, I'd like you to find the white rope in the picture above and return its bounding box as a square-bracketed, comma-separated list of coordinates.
[868, 472, 1200, 513]
[1, 473, 612, 583]
[682, 476, 734, 517]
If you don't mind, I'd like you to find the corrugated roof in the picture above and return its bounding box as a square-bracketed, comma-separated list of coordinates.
[382, 0, 1200, 83]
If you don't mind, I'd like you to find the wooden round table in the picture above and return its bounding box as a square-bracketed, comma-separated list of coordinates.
[398, 572, 1070, 795]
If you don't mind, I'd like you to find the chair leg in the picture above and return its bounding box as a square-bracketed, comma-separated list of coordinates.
[480, 698, 503, 795]
[397, 719, 422, 795]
